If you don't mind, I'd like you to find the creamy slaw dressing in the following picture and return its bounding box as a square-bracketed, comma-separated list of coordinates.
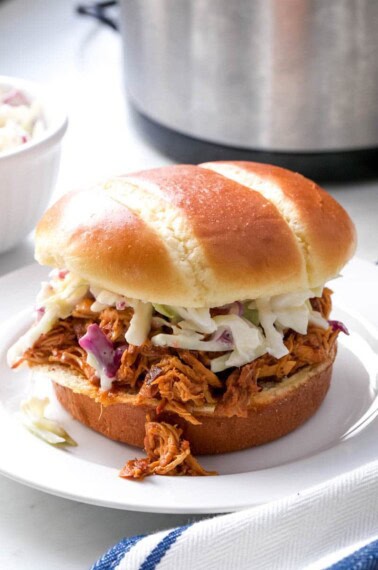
[7, 271, 89, 367]
[7, 270, 329, 388]
[0, 87, 45, 153]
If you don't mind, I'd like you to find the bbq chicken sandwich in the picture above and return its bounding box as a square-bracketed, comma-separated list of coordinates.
[8, 162, 356, 478]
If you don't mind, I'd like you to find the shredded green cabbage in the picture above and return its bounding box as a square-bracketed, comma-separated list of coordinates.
[21, 397, 77, 447]
[7, 272, 89, 367]
[8, 268, 330, 378]
[153, 304, 178, 319]
[243, 304, 259, 326]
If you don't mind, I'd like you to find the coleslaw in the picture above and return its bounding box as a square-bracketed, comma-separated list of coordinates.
[7, 270, 330, 386]
[0, 86, 45, 153]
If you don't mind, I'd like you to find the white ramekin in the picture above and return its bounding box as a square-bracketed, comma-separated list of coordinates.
[0, 76, 68, 254]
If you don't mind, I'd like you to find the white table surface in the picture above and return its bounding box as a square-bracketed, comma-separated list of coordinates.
[0, 1, 377, 568]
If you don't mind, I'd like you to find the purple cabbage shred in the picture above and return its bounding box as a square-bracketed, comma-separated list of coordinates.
[35, 307, 45, 322]
[328, 320, 350, 335]
[79, 324, 124, 378]
[211, 326, 234, 347]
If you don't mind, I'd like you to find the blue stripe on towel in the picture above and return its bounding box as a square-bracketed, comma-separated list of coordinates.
[139, 524, 191, 570]
[327, 538, 378, 570]
[91, 533, 145, 570]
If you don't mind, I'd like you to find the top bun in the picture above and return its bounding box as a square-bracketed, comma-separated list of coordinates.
[35, 162, 356, 307]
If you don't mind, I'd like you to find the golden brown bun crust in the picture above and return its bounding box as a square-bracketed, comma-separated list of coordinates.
[45, 350, 334, 455]
[34, 187, 187, 303]
[35, 163, 356, 307]
[201, 161, 357, 288]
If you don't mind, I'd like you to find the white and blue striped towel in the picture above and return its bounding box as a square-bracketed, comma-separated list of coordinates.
[92, 460, 378, 570]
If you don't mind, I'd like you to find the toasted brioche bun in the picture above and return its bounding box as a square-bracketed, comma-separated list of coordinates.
[33, 345, 335, 454]
[34, 162, 356, 307]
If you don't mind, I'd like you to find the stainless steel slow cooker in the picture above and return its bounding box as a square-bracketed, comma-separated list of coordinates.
[120, 0, 378, 154]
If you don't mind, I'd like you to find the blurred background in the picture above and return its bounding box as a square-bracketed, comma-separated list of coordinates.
[0, 0, 377, 269]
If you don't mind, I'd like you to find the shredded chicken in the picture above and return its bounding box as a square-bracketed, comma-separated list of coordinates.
[20, 321, 97, 381]
[116, 341, 171, 388]
[99, 307, 133, 342]
[311, 287, 332, 319]
[119, 417, 217, 479]
[137, 351, 222, 423]
[18, 288, 340, 423]
[217, 324, 339, 417]
[216, 361, 264, 418]
[215, 288, 336, 417]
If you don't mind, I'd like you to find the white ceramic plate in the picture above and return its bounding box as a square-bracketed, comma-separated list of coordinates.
[0, 260, 377, 514]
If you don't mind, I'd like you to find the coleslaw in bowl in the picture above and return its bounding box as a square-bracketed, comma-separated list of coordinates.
[0, 85, 45, 154]
[0, 76, 68, 253]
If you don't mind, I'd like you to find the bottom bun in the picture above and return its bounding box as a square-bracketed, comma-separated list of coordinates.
[33, 345, 335, 455]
